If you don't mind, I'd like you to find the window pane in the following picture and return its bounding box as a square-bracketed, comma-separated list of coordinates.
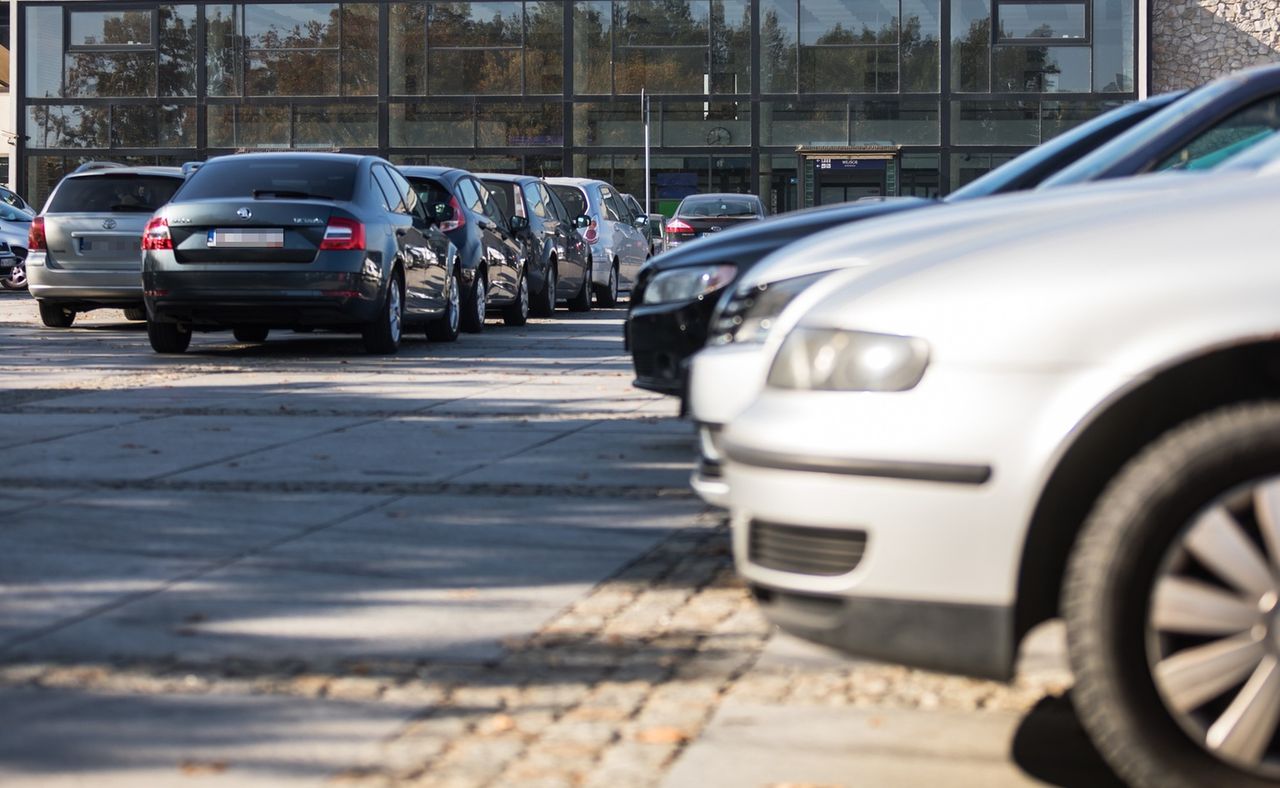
[800, 0, 897, 45]
[616, 48, 708, 93]
[390, 3, 428, 94]
[27, 106, 109, 148]
[26, 7, 63, 98]
[901, 152, 940, 197]
[618, 0, 710, 46]
[661, 101, 751, 146]
[951, 0, 990, 91]
[851, 99, 939, 144]
[993, 46, 1091, 92]
[712, 0, 752, 93]
[26, 155, 185, 210]
[248, 50, 340, 95]
[113, 105, 196, 147]
[208, 104, 376, 149]
[573, 1, 612, 94]
[950, 151, 1019, 189]
[429, 2, 524, 46]
[573, 102, 642, 146]
[48, 175, 183, 214]
[760, 100, 846, 145]
[477, 103, 565, 146]
[208, 105, 289, 147]
[901, 0, 940, 92]
[951, 99, 1040, 144]
[70, 10, 153, 47]
[1041, 99, 1127, 140]
[997, 3, 1086, 40]
[390, 102, 474, 147]
[526, 155, 564, 176]
[430, 154, 521, 170]
[245, 3, 338, 48]
[65, 52, 157, 98]
[527, 1, 565, 94]
[429, 49, 522, 94]
[760, 0, 799, 92]
[1093, 0, 1134, 91]
[206, 5, 242, 97]
[159, 6, 198, 97]
[294, 105, 378, 147]
[342, 4, 379, 96]
[800, 45, 897, 92]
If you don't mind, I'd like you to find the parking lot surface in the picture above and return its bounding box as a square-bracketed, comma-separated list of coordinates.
[0, 293, 1116, 787]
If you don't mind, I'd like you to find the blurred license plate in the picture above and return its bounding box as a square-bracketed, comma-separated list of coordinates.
[80, 237, 134, 253]
[208, 229, 284, 248]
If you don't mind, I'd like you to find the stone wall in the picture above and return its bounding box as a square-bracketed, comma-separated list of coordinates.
[1153, 0, 1280, 92]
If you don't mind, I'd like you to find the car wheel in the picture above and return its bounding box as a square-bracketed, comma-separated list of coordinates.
[147, 319, 191, 354]
[427, 266, 462, 342]
[567, 264, 592, 313]
[502, 269, 530, 327]
[595, 262, 619, 307]
[233, 326, 270, 343]
[461, 270, 487, 334]
[362, 274, 403, 354]
[1064, 401, 1280, 788]
[532, 261, 556, 318]
[123, 307, 147, 322]
[37, 301, 75, 328]
[1, 258, 26, 291]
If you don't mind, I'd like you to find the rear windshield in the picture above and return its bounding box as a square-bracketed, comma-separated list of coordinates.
[549, 185, 587, 217]
[176, 158, 357, 202]
[482, 181, 520, 218]
[47, 174, 183, 214]
[678, 196, 760, 218]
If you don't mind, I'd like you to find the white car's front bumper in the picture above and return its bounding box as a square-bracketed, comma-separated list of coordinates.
[687, 343, 773, 507]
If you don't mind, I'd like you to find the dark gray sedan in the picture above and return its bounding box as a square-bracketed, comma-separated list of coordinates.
[142, 153, 460, 355]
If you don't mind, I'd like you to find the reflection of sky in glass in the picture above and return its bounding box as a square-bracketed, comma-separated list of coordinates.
[616, 0, 711, 46]
[70, 10, 153, 45]
[998, 3, 1086, 38]
[902, 0, 940, 36]
[245, 3, 338, 47]
[800, 0, 898, 44]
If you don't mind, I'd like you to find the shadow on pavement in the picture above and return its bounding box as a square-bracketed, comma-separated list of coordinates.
[1011, 692, 1126, 787]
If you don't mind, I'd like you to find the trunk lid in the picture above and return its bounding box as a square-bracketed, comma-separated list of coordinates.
[167, 199, 336, 264]
[44, 213, 151, 270]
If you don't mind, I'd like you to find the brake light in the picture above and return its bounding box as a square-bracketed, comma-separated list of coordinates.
[28, 217, 46, 252]
[320, 217, 366, 251]
[665, 219, 694, 235]
[142, 216, 172, 250]
[584, 218, 599, 244]
[438, 196, 464, 233]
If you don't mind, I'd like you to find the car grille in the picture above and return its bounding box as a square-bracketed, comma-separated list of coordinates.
[748, 520, 867, 576]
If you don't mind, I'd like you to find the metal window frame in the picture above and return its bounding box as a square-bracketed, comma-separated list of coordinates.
[991, 0, 1091, 45]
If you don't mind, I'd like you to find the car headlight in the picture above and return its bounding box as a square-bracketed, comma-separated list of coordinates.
[767, 328, 930, 391]
[709, 271, 832, 345]
[641, 264, 736, 305]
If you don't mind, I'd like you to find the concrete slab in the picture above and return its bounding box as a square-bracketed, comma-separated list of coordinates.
[0, 686, 415, 787]
[450, 428, 696, 489]
[0, 413, 146, 451]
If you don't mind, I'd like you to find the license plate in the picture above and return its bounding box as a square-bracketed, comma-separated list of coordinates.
[208, 229, 285, 248]
[80, 237, 134, 253]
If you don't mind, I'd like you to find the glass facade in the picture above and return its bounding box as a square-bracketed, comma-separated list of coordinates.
[18, 0, 1138, 208]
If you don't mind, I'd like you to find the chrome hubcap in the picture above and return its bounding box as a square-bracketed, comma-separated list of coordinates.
[7, 260, 25, 287]
[1148, 478, 1280, 776]
[388, 282, 402, 342]
[447, 274, 460, 333]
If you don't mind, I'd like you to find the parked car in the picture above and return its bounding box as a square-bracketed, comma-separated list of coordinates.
[0, 200, 34, 291]
[622, 192, 665, 256]
[479, 174, 593, 315]
[142, 153, 459, 354]
[627, 91, 1185, 401]
[546, 177, 649, 307]
[27, 164, 186, 326]
[400, 166, 528, 328]
[663, 193, 765, 248]
[720, 165, 1280, 788]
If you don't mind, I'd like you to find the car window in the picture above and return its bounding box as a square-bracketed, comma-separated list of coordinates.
[483, 180, 520, 219]
[543, 185, 571, 221]
[550, 184, 588, 218]
[525, 184, 549, 219]
[369, 173, 393, 212]
[678, 196, 761, 218]
[481, 189, 508, 228]
[1155, 96, 1280, 171]
[457, 178, 486, 214]
[385, 166, 426, 221]
[373, 165, 408, 214]
[408, 177, 451, 211]
[599, 188, 623, 221]
[47, 174, 183, 213]
[177, 158, 357, 201]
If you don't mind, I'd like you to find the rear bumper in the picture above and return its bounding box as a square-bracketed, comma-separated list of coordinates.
[143, 270, 382, 327]
[28, 254, 143, 306]
[627, 293, 720, 395]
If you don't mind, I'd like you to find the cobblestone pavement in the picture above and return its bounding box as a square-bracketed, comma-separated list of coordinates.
[0, 293, 1084, 787]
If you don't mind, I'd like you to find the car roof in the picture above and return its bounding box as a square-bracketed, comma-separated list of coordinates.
[545, 177, 605, 189]
[66, 165, 186, 179]
[476, 173, 539, 185]
[205, 151, 370, 166]
[680, 192, 761, 202]
[399, 166, 468, 181]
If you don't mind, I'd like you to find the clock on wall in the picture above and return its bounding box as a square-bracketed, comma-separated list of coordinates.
[705, 126, 731, 145]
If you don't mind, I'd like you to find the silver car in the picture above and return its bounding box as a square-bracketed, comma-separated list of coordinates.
[27, 164, 186, 327]
[546, 177, 649, 306]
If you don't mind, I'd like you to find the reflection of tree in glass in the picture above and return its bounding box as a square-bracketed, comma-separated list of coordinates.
[761, 8, 797, 92]
[952, 17, 990, 91]
[901, 14, 940, 91]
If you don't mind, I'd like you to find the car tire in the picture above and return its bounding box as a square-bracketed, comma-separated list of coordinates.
[1, 258, 26, 291]
[595, 262, 619, 307]
[1063, 401, 1280, 788]
[233, 326, 270, 343]
[362, 274, 403, 355]
[567, 267, 592, 313]
[502, 269, 530, 327]
[461, 270, 487, 334]
[426, 266, 462, 342]
[123, 307, 147, 321]
[532, 261, 556, 318]
[147, 319, 191, 354]
[37, 301, 75, 328]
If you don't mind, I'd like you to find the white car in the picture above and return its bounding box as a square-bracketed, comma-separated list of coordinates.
[720, 166, 1280, 787]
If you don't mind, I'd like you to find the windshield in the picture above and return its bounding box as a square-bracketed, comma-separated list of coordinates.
[1214, 128, 1280, 172]
[947, 95, 1182, 201]
[176, 158, 357, 202]
[549, 184, 587, 217]
[678, 197, 760, 218]
[47, 174, 183, 213]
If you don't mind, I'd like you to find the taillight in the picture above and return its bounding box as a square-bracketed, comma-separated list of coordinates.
[320, 217, 366, 251]
[438, 196, 465, 233]
[665, 219, 694, 236]
[584, 218, 599, 244]
[28, 216, 46, 252]
[142, 216, 172, 250]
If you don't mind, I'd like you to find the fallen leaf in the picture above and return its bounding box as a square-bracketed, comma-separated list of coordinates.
[178, 759, 228, 775]
[634, 726, 690, 744]
[478, 714, 516, 734]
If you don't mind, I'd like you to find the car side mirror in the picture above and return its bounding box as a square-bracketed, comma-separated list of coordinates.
[430, 203, 454, 223]
[633, 215, 648, 229]
[575, 214, 592, 228]
[509, 215, 529, 233]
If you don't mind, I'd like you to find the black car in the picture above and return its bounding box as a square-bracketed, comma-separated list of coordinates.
[142, 153, 460, 355]
[478, 174, 594, 315]
[662, 193, 765, 249]
[399, 166, 528, 329]
[626, 90, 1186, 399]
